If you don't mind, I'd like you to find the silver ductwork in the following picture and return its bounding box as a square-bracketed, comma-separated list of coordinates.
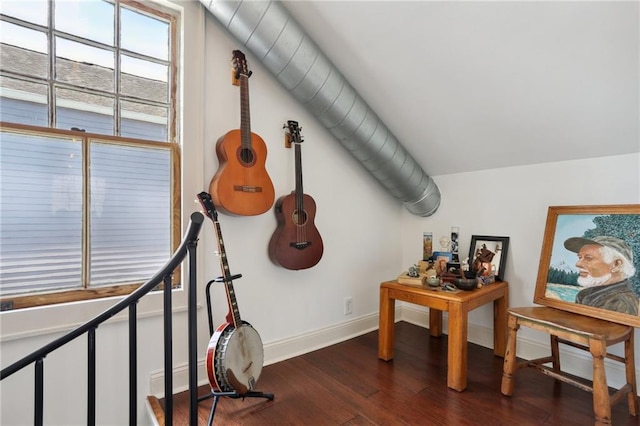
[199, 0, 441, 216]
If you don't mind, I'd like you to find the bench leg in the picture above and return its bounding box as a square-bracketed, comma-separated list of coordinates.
[625, 332, 638, 416]
[501, 314, 519, 396]
[590, 338, 612, 425]
[550, 335, 561, 373]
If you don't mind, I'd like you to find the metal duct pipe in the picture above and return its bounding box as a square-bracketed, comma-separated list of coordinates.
[199, 0, 441, 216]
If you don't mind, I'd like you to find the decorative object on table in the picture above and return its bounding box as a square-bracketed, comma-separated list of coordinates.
[533, 204, 640, 327]
[424, 261, 439, 287]
[407, 265, 420, 277]
[438, 235, 450, 252]
[417, 260, 430, 274]
[468, 235, 510, 282]
[426, 276, 441, 287]
[453, 277, 477, 291]
[397, 271, 426, 285]
[461, 257, 470, 272]
[451, 226, 460, 263]
[423, 232, 433, 261]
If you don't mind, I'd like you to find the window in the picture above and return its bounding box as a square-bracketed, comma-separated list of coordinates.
[0, 0, 181, 310]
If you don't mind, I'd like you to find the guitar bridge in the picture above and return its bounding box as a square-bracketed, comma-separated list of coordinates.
[233, 185, 263, 193]
[290, 241, 311, 250]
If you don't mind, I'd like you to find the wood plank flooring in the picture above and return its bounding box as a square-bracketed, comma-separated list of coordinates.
[159, 321, 638, 425]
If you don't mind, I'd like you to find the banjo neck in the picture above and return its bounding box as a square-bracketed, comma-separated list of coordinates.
[197, 191, 241, 326]
[212, 218, 242, 327]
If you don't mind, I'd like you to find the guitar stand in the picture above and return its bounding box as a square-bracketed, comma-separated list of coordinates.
[199, 390, 274, 426]
[200, 275, 275, 425]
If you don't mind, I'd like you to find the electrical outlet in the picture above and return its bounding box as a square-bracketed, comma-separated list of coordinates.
[344, 297, 352, 315]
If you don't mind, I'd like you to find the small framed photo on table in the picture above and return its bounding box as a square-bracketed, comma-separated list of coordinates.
[433, 251, 453, 275]
[469, 235, 509, 281]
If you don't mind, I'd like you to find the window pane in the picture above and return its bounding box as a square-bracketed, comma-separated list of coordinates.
[56, 37, 114, 92]
[0, 77, 48, 126]
[121, 100, 167, 141]
[0, 21, 48, 54]
[54, 0, 114, 46]
[0, 0, 48, 26]
[89, 142, 171, 286]
[121, 7, 169, 60]
[0, 22, 48, 78]
[121, 55, 167, 104]
[0, 131, 83, 296]
[56, 87, 114, 135]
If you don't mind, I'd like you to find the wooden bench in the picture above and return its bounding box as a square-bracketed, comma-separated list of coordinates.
[501, 306, 638, 425]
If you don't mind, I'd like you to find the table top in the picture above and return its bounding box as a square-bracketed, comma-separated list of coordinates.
[381, 280, 508, 303]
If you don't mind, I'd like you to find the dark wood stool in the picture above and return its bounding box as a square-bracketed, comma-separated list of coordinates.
[501, 306, 638, 425]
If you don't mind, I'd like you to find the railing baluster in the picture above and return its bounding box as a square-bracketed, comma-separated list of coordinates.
[163, 274, 173, 425]
[34, 358, 44, 426]
[188, 238, 198, 426]
[88, 328, 96, 426]
[129, 302, 138, 426]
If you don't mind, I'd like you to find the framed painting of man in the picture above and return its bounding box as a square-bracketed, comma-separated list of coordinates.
[533, 204, 640, 327]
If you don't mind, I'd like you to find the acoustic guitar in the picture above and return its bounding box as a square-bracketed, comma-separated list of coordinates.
[197, 191, 264, 394]
[209, 50, 275, 216]
[268, 121, 324, 270]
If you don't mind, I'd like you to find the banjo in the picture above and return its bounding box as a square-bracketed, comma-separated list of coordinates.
[197, 191, 264, 394]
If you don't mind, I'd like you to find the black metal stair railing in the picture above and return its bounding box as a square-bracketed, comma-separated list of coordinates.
[1, 211, 205, 426]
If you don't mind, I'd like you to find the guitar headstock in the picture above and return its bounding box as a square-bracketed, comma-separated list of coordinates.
[285, 120, 303, 145]
[197, 192, 218, 222]
[232, 49, 252, 80]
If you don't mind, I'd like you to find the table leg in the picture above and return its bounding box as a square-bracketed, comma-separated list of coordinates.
[447, 301, 469, 391]
[378, 286, 395, 361]
[493, 287, 508, 356]
[429, 308, 443, 337]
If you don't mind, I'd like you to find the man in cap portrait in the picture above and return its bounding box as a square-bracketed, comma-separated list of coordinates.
[564, 235, 639, 316]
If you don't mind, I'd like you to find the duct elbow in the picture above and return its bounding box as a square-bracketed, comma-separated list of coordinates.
[403, 179, 441, 217]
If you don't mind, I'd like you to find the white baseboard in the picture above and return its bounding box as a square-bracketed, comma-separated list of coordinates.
[150, 303, 638, 397]
[149, 308, 391, 397]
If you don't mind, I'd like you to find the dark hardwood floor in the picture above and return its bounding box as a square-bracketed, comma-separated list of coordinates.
[160, 321, 638, 425]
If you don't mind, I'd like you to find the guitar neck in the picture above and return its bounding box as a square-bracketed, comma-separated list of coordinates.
[239, 75, 252, 149]
[294, 143, 304, 214]
[213, 219, 242, 327]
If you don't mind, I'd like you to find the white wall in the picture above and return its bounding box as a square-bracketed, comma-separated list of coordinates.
[401, 153, 640, 389]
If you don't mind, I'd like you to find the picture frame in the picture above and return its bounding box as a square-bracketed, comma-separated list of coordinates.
[533, 205, 640, 327]
[433, 251, 453, 275]
[468, 235, 509, 281]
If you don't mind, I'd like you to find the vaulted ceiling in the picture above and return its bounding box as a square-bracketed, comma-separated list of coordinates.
[282, 1, 639, 177]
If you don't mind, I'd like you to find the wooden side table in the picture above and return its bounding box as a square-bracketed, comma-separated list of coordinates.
[378, 280, 509, 391]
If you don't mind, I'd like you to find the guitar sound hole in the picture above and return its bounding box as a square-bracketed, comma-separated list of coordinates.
[238, 147, 255, 166]
[292, 210, 308, 226]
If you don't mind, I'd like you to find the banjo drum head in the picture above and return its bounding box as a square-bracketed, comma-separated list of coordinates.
[214, 322, 263, 392]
